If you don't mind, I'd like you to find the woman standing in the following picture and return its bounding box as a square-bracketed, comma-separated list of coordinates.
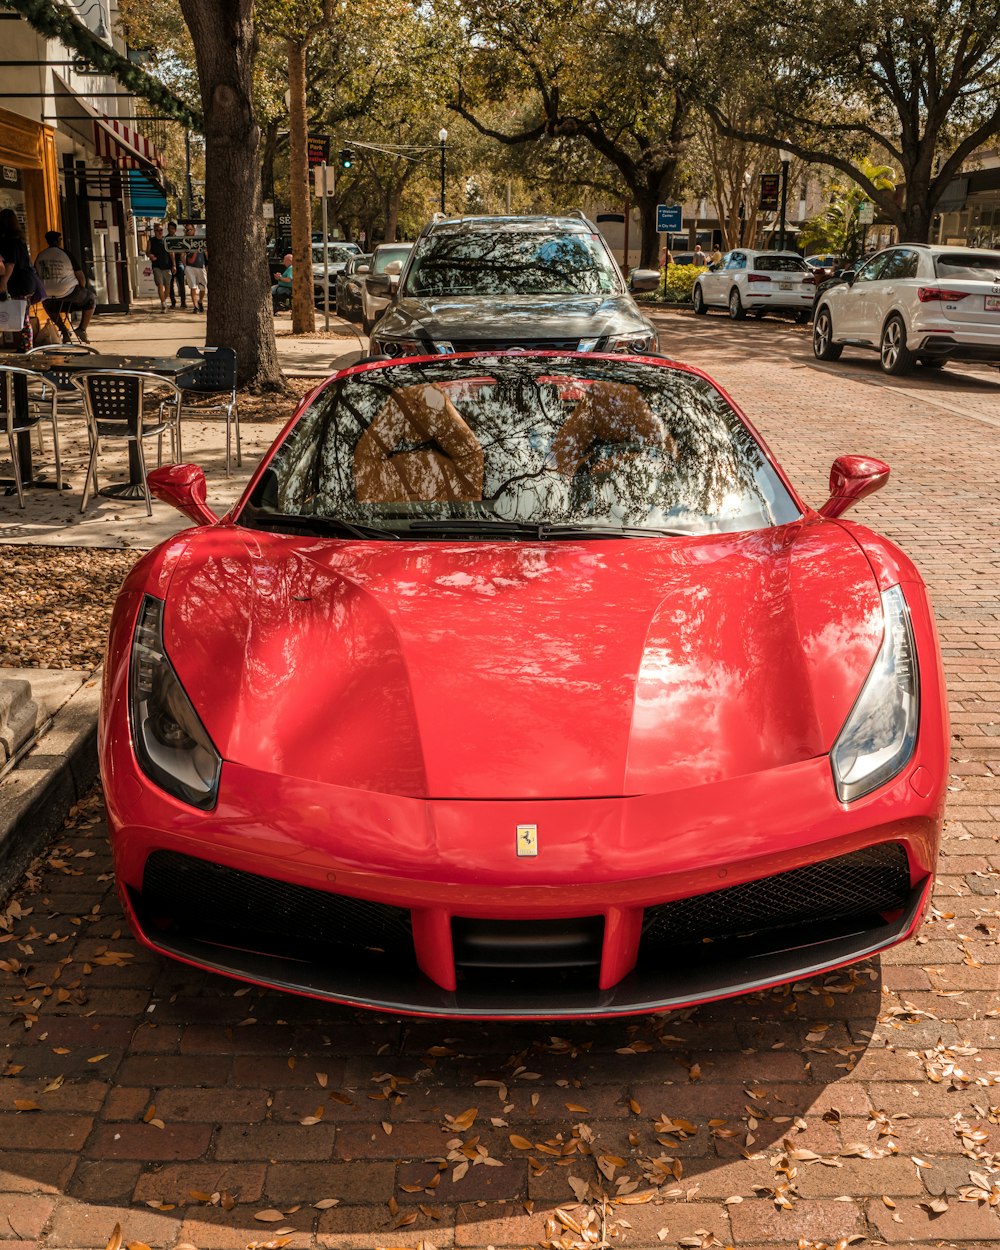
[0, 208, 39, 351]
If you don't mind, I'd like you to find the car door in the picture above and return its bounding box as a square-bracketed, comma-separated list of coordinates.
[701, 251, 732, 306]
[834, 252, 890, 338]
[861, 248, 918, 337]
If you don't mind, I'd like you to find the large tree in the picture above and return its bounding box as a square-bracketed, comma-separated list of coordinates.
[699, 0, 1000, 242]
[449, 0, 693, 268]
[141, 0, 284, 387]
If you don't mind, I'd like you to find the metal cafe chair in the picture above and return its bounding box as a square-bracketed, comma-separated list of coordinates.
[25, 344, 97, 442]
[0, 363, 63, 506]
[75, 370, 183, 517]
[174, 345, 242, 475]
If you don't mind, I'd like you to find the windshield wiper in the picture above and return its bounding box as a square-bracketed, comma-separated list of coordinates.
[400, 519, 691, 539]
[247, 511, 400, 540]
[537, 524, 694, 539]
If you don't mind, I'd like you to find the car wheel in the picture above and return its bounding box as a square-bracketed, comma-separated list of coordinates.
[812, 308, 843, 361]
[728, 288, 746, 320]
[692, 285, 707, 315]
[880, 315, 916, 375]
[918, 357, 945, 370]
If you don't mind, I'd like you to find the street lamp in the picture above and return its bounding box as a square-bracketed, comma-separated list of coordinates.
[438, 128, 448, 214]
[778, 146, 793, 251]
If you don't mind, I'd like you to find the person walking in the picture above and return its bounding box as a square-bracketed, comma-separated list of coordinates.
[166, 221, 186, 308]
[35, 230, 97, 342]
[183, 223, 207, 313]
[147, 223, 174, 312]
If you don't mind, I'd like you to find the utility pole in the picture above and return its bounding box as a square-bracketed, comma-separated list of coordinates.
[438, 128, 448, 214]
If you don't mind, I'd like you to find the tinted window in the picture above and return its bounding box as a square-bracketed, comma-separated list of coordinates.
[854, 253, 890, 282]
[402, 231, 623, 297]
[312, 245, 360, 264]
[754, 256, 808, 273]
[934, 252, 1000, 279]
[244, 358, 799, 538]
[725, 253, 747, 270]
[878, 250, 919, 280]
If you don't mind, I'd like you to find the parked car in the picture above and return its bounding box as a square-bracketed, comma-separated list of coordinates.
[693, 250, 815, 321]
[108, 351, 947, 1019]
[335, 253, 371, 321]
[369, 214, 659, 356]
[813, 244, 1000, 374]
[311, 241, 362, 309]
[358, 242, 415, 333]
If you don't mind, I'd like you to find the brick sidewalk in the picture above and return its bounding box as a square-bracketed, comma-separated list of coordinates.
[2, 315, 999, 1250]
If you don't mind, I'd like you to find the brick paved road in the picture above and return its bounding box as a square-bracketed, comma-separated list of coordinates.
[2, 312, 999, 1250]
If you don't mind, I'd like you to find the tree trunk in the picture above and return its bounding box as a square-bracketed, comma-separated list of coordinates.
[636, 193, 659, 269]
[177, 0, 282, 389]
[286, 39, 315, 335]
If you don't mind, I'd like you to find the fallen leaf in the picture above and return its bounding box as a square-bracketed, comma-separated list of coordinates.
[254, 1210, 287, 1223]
[105, 1225, 123, 1250]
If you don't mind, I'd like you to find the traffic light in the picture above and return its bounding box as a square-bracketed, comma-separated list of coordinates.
[339, 148, 354, 169]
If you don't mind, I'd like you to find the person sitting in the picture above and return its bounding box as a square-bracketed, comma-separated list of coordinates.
[271, 254, 293, 311]
[35, 230, 97, 343]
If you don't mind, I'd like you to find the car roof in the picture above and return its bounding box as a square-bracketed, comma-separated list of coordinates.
[371, 241, 414, 253]
[419, 214, 597, 238]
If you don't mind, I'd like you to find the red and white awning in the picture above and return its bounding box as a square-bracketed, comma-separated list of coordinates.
[93, 116, 165, 171]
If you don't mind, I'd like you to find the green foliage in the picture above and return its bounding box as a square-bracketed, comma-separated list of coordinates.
[637, 264, 700, 304]
[798, 161, 895, 258]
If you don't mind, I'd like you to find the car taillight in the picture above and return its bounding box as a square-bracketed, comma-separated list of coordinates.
[801, 273, 816, 285]
[748, 274, 771, 283]
[917, 287, 968, 302]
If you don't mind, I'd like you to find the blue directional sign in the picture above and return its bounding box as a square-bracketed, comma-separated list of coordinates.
[657, 204, 682, 233]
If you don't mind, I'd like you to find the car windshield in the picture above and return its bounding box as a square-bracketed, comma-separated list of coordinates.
[242, 357, 800, 539]
[312, 245, 360, 264]
[934, 252, 1000, 279]
[754, 256, 808, 273]
[402, 231, 623, 297]
[373, 246, 412, 274]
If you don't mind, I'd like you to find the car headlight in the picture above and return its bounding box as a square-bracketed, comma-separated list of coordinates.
[831, 584, 919, 802]
[606, 332, 657, 353]
[371, 338, 426, 358]
[129, 595, 222, 810]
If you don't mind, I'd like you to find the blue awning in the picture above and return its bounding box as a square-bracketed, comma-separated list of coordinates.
[127, 169, 167, 218]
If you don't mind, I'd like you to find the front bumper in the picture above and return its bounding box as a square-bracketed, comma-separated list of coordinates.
[106, 750, 942, 1019]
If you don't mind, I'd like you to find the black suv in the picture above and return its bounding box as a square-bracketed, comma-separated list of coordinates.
[369, 215, 659, 357]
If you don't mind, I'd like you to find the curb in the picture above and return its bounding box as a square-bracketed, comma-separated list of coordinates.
[0, 671, 101, 902]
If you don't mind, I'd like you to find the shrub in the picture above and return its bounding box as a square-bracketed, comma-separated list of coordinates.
[634, 264, 701, 305]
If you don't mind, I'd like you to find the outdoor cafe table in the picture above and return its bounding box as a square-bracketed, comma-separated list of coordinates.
[26, 351, 193, 500]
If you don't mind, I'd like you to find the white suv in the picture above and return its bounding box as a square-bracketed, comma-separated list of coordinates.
[813, 244, 1000, 375]
[692, 249, 814, 321]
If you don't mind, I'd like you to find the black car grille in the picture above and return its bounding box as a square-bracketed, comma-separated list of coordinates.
[446, 338, 600, 353]
[641, 843, 911, 953]
[453, 915, 604, 995]
[140, 850, 415, 966]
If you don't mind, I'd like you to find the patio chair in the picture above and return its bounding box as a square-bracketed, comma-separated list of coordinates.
[25, 343, 97, 438]
[75, 370, 183, 517]
[175, 345, 241, 475]
[0, 363, 63, 506]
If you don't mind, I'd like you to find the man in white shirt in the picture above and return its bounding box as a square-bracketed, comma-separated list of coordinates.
[35, 231, 96, 342]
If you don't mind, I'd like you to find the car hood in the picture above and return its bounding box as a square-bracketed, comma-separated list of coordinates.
[375, 293, 654, 342]
[163, 520, 883, 800]
[311, 262, 349, 278]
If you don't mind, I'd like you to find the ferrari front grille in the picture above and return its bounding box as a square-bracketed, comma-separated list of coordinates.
[140, 850, 415, 965]
[452, 915, 604, 994]
[641, 843, 911, 950]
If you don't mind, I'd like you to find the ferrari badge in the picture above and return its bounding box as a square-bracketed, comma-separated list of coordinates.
[516, 824, 538, 857]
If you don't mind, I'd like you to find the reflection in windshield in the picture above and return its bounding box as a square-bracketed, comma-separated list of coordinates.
[312, 246, 360, 265]
[245, 359, 800, 537]
[403, 232, 622, 297]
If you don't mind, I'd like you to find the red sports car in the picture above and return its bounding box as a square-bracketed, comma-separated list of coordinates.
[100, 352, 948, 1019]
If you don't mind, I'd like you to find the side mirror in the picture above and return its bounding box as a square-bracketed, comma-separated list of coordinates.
[147, 464, 219, 526]
[367, 273, 391, 295]
[384, 260, 403, 276]
[819, 455, 889, 519]
[628, 268, 660, 292]
[357, 264, 370, 274]
[842, 270, 857, 285]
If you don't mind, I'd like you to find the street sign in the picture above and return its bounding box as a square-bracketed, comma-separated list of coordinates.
[657, 204, 682, 233]
[858, 201, 875, 224]
[306, 134, 329, 167]
[759, 174, 780, 212]
[313, 165, 335, 197]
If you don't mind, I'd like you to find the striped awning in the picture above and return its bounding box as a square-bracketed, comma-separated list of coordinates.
[93, 115, 165, 170]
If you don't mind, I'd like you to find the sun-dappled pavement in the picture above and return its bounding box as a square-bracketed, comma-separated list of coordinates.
[2, 312, 999, 1250]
